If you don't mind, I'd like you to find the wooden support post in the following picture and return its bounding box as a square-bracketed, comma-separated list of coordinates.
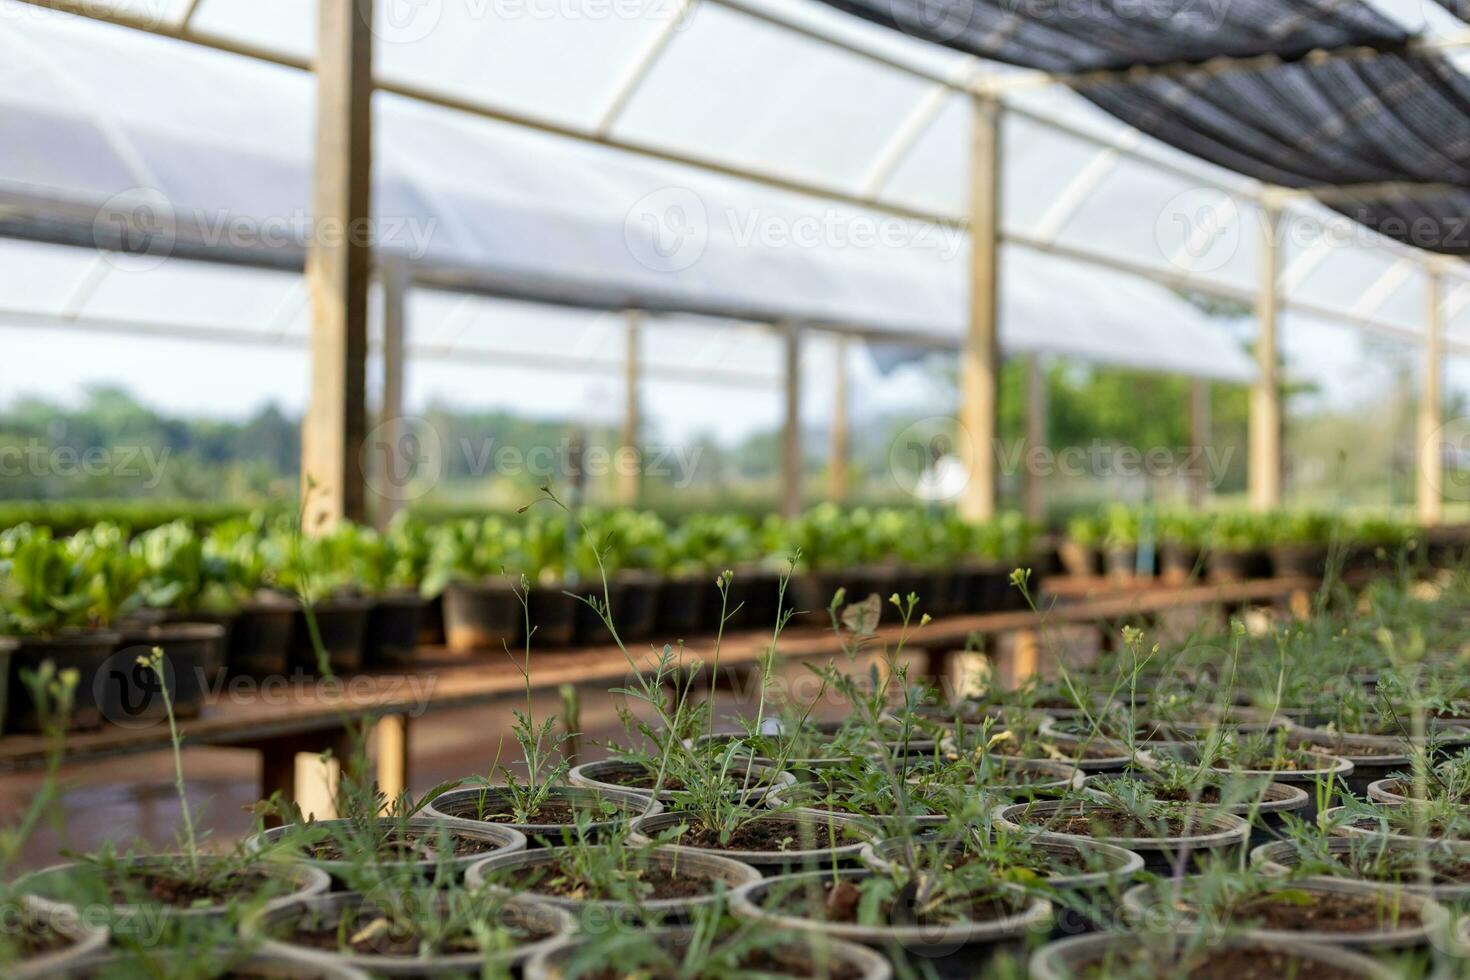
[254, 727, 357, 825]
[1249, 204, 1283, 512]
[1022, 354, 1047, 523]
[375, 714, 410, 809]
[302, 0, 374, 533]
[1189, 377, 1211, 508]
[781, 323, 802, 519]
[959, 95, 1002, 522]
[618, 311, 642, 507]
[1418, 270, 1445, 526]
[375, 260, 407, 531]
[829, 336, 850, 504]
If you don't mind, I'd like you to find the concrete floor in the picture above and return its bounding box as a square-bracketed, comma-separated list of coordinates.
[3, 655, 864, 872]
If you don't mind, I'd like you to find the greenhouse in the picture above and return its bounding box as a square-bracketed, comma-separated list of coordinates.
[4, 0, 1470, 976]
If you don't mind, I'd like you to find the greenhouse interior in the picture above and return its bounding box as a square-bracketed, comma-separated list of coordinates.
[6, 0, 1470, 976]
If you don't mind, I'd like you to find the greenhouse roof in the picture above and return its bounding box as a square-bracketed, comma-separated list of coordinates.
[1, 0, 1469, 388]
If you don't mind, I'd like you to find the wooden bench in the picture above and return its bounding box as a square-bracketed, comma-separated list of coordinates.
[0, 574, 1317, 816]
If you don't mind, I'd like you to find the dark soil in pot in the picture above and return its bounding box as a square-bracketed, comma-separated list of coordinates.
[1252, 835, 1470, 900]
[290, 597, 371, 676]
[530, 584, 577, 646]
[442, 579, 519, 652]
[252, 817, 526, 882]
[1029, 931, 1395, 980]
[1287, 730, 1412, 796]
[420, 785, 656, 847]
[996, 800, 1249, 874]
[5, 630, 121, 733]
[110, 622, 223, 721]
[1083, 773, 1309, 848]
[229, 595, 296, 678]
[361, 591, 425, 667]
[656, 573, 706, 637]
[567, 759, 795, 805]
[629, 811, 871, 872]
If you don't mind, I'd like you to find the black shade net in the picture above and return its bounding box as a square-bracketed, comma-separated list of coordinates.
[1433, 0, 1470, 22]
[817, 0, 1409, 72]
[816, 0, 1469, 254]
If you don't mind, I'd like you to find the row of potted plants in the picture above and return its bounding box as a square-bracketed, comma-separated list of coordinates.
[8, 538, 1470, 977]
[1062, 506, 1453, 584]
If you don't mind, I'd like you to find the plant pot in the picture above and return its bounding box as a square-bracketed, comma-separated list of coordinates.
[6, 895, 110, 980]
[732, 567, 782, 631]
[571, 576, 628, 645]
[110, 622, 222, 722]
[5, 630, 121, 733]
[442, 579, 519, 653]
[467, 845, 762, 919]
[1367, 776, 1470, 808]
[628, 810, 873, 873]
[23, 856, 330, 939]
[159, 607, 237, 684]
[1028, 931, 1396, 980]
[568, 759, 795, 806]
[420, 785, 657, 847]
[65, 948, 371, 980]
[248, 890, 571, 977]
[1323, 802, 1469, 845]
[523, 925, 893, 980]
[362, 591, 426, 667]
[290, 596, 371, 676]
[250, 817, 526, 883]
[943, 725, 1136, 775]
[994, 800, 1250, 874]
[730, 868, 1050, 972]
[1082, 773, 1309, 849]
[1208, 549, 1252, 584]
[1287, 729, 1413, 796]
[1207, 751, 1353, 824]
[1103, 546, 1139, 582]
[530, 583, 577, 647]
[906, 758, 1082, 814]
[655, 572, 706, 638]
[1121, 877, 1444, 950]
[229, 595, 296, 678]
[609, 570, 660, 643]
[1058, 542, 1100, 579]
[1157, 543, 1203, 584]
[1252, 835, 1470, 901]
[1038, 715, 1192, 763]
[418, 592, 446, 647]
[788, 570, 845, 627]
[0, 636, 13, 735]
[860, 833, 1143, 895]
[1271, 544, 1328, 578]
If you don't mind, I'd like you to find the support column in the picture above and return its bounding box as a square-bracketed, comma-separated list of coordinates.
[1248, 204, 1283, 512]
[1022, 354, 1047, 523]
[618, 311, 642, 507]
[781, 323, 802, 519]
[1189, 377, 1211, 508]
[302, 0, 374, 532]
[1419, 270, 1445, 526]
[959, 95, 1002, 522]
[829, 336, 850, 504]
[375, 260, 406, 531]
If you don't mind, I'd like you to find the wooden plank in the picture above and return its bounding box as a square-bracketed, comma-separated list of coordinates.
[301, 0, 374, 530]
[959, 96, 1002, 521]
[1249, 204, 1283, 512]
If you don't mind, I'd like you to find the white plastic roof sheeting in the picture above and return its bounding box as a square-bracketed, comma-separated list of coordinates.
[0, 0, 1464, 387]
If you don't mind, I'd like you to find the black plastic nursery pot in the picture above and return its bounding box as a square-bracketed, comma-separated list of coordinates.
[160, 608, 237, 684]
[788, 570, 846, 627]
[418, 591, 446, 646]
[4, 629, 121, 733]
[1157, 543, 1203, 584]
[530, 583, 577, 646]
[289, 596, 371, 676]
[655, 572, 706, 637]
[572, 576, 627, 645]
[229, 595, 297, 678]
[361, 590, 426, 667]
[111, 622, 225, 721]
[1103, 546, 1140, 581]
[613, 570, 660, 643]
[441, 579, 520, 652]
[1271, 544, 1328, 578]
[994, 800, 1250, 876]
[734, 567, 782, 631]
